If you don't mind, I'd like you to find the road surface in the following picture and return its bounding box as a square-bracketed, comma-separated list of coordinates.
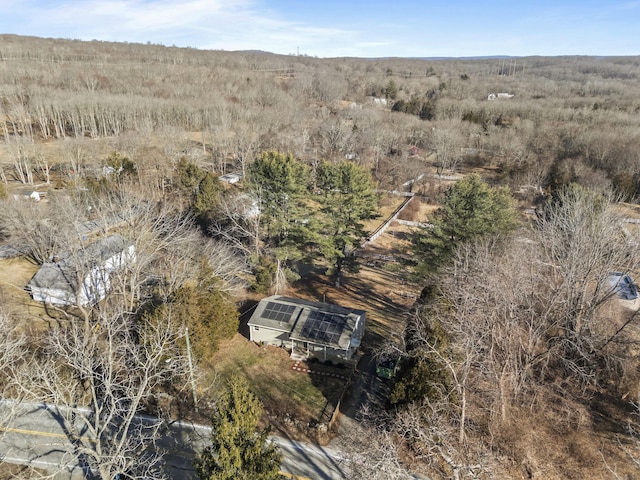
[0, 399, 349, 479]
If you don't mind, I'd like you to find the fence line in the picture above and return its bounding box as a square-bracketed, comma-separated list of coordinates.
[361, 195, 414, 248]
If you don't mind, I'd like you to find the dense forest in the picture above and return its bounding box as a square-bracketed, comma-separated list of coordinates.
[2, 34, 640, 479]
[1, 34, 640, 198]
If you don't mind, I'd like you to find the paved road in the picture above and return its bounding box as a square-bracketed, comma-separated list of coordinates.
[0, 400, 349, 479]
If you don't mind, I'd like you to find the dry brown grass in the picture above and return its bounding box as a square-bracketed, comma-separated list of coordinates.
[0, 257, 50, 325]
[361, 193, 406, 234]
[201, 334, 347, 442]
[0, 463, 47, 479]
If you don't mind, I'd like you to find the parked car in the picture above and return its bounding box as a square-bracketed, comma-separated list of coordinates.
[376, 357, 398, 379]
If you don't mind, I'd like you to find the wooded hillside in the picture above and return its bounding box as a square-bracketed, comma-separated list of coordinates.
[1, 34, 640, 198]
[2, 34, 640, 479]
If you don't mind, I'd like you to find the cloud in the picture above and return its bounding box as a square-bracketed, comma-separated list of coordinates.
[41, 0, 254, 40]
[0, 0, 355, 55]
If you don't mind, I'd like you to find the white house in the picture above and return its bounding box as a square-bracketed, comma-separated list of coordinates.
[27, 235, 135, 306]
[14, 190, 41, 202]
[488, 92, 515, 101]
[219, 173, 243, 184]
[247, 295, 366, 363]
[371, 97, 388, 107]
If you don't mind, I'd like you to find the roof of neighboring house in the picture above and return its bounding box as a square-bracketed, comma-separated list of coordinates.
[608, 272, 639, 300]
[219, 173, 243, 184]
[27, 261, 78, 293]
[27, 235, 131, 292]
[248, 295, 365, 350]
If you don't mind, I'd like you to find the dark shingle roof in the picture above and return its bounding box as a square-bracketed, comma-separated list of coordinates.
[27, 235, 131, 293]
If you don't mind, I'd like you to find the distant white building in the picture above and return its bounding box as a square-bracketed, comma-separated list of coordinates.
[14, 190, 41, 202]
[27, 235, 135, 306]
[488, 92, 515, 101]
[371, 97, 388, 107]
[219, 173, 243, 184]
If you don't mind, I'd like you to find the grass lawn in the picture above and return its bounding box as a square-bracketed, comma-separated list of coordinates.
[201, 334, 347, 441]
[0, 257, 51, 327]
[361, 192, 407, 235]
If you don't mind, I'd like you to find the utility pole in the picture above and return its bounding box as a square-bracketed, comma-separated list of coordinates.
[185, 327, 198, 409]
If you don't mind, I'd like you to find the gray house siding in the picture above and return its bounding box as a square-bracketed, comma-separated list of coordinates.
[250, 325, 290, 347]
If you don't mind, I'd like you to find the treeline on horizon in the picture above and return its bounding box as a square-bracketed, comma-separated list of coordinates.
[1, 33, 640, 200]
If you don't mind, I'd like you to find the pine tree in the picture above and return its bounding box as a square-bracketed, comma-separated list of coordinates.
[412, 174, 517, 273]
[193, 172, 222, 227]
[315, 160, 379, 286]
[196, 376, 282, 480]
[248, 150, 309, 247]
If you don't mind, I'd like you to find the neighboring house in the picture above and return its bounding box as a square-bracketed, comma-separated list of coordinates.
[488, 92, 515, 101]
[248, 295, 366, 363]
[370, 97, 388, 107]
[27, 235, 135, 306]
[219, 173, 243, 184]
[14, 190, 41, 201]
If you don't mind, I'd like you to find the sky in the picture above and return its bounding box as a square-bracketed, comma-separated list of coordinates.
[0, 0, 638, 58]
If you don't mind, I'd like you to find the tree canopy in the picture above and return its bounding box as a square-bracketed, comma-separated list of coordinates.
[144, 259, 238, 359]
[245, 152, 380, 289]
[196, 376, 282, 480]
[248, 150, 310, 246]
[412, 174, 517, 273]
[193, 172, 222, 227]
[315, 160, 379, 285]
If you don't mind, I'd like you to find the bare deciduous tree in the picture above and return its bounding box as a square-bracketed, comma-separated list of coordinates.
[535, 186, 639, 382]
[431, 121, 463, 176]
[16, 305, 189, 480]
[0, 310, 27, 423]
[208, 190, 263, 259]
[338, 406, 414, 480]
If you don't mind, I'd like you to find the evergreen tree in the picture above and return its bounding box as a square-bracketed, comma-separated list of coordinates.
[105, 151, 137, 177]
[176, 157, 204, 195]
[193, 172, 222, 227]
[412, 174, 517, 273]
[248, 151, 309, 247]
[384, 79, 398, 100]
[390, 313, 451, 407]
[247, 151, 311, 292]
[196, 376, 282, 480]
[145, 261, 238, 359]
[315, 160, 379, 286]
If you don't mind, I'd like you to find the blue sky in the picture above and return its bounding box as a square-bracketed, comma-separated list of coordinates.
[0, 0, 638, 57]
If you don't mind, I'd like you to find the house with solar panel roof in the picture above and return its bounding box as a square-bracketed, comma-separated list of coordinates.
[247, 295, 366, 363]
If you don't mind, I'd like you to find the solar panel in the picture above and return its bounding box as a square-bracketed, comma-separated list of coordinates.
[301, 310, 347, 345]
[262, 301, 297, 322]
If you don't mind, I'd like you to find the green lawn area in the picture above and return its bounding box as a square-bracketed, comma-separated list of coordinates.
[202, 334, 347, 431]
